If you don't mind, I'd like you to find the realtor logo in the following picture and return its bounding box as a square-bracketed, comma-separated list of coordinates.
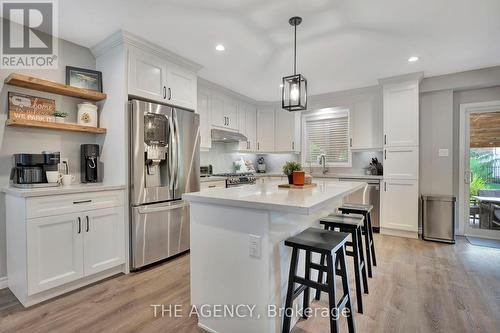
[1, 0, 58, 68]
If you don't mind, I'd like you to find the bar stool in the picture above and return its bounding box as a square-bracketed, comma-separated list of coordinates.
[339, 204, 377, 278]
[317, 214, 369, 314]
[282, 227, 355, 333]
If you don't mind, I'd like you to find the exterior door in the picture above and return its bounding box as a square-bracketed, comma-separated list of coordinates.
[83, 207, 125, 276]
[128, 47, 167, 103]
[173, 108, 200, 198]
[27, 213, 84, 294]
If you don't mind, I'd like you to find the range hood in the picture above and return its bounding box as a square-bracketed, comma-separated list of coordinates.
[211, 129, 248, 143]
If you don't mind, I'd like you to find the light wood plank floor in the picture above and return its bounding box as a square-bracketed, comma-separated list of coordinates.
[0, 235, 499, 333]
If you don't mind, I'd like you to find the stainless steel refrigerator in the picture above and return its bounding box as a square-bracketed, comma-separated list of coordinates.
[129, 99, 200, 270]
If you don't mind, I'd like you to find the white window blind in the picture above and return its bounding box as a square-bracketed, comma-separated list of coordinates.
[304, 112, 350, 165]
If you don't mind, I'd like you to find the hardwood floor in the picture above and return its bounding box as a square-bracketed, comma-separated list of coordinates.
[1, 235, 499, 333]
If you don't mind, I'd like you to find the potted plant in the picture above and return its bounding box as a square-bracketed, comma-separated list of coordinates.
[282, 161, 302, 185]
[53, 111, 68, 124]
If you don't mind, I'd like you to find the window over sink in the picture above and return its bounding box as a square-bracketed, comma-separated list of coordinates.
[302, 108, 351, 167]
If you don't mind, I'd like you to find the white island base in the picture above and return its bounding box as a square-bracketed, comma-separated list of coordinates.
[184, 180, 365, 333]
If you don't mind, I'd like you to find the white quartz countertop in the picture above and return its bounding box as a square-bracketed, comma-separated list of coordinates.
[183, 180, 366, 214]
[1, 184, 126, 198]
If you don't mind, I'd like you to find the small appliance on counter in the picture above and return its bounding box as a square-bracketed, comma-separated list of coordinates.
[257, 156, 266, 173]
[200, 165, 213, 177]
[10, 151, 60, 188]
[81, 144, 102, 183]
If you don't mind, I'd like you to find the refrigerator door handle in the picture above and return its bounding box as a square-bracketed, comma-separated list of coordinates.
[173, 109, 181, 190]
[137, 201, 189, 214]
[168, 115, 176, 189]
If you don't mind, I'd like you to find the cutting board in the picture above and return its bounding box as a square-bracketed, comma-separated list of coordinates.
[278, 183, 317, 189]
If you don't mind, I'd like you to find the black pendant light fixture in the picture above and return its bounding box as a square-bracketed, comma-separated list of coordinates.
[282, 16, 307, 112]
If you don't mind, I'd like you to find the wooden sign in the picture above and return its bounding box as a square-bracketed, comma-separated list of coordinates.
[8, 92, 56, 122]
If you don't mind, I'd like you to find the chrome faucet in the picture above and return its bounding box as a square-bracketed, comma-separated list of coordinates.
[319, 154, 327, 174]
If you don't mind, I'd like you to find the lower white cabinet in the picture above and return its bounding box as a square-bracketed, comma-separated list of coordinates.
[201, 180, 226, 190]
[380, 179, 419, 237]
[6, 189, 126, 307]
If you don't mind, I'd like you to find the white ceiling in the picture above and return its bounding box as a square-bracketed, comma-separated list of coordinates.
[58, 0, 500, 101]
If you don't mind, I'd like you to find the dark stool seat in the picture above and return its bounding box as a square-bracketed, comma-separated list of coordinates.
[318, 214, 369, 314]
[339, 204, 377, 277]
[283, 227, 355, 333]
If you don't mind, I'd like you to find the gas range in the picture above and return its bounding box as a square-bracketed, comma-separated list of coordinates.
[212, 172, 257, 187]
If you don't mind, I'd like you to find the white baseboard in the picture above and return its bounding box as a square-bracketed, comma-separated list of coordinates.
[0, 276, 8, 289]
[380, 227, 419, 239]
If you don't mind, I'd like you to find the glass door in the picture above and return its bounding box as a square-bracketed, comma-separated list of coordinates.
[464, 109, 500, 239]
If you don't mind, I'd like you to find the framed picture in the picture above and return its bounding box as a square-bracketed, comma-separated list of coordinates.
[65, 66, 103, 92]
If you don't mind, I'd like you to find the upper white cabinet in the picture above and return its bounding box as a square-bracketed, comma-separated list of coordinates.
[197, 88, 212, 150]
[128, 45, 197, 110]
[211, 93, 239, 131]
[128, 47, 167, 102]
[350, 99, 383, 150]
[257, 106, 275, 151]
[275, 108, 300, 153]
[383, 81, 419, 147]
[238, 103, 257, 151]
[383, 146, 419, 179]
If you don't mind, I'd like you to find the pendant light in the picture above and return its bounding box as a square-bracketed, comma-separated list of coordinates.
[282, 16, 307, 111]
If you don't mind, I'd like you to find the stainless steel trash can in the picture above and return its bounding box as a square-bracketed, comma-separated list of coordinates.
[421, 195, 456, 243]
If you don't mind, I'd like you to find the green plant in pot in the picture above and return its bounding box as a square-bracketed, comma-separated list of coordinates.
[53, 111, 68, 124]
[283, 161, 302, 184]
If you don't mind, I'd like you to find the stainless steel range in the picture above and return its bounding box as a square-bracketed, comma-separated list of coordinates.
[213, 172, 256, 187]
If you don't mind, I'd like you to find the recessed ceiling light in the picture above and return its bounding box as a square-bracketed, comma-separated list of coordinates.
[215, 44, 225, 51]
[279, 84, 284, 88]
[408, 56, 419, 62]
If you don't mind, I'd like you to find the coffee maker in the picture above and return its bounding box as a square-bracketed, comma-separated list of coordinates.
[10, 152, 60, 188]
[81, 144, 101, 183]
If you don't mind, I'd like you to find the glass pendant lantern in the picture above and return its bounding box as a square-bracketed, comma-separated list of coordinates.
[282, 16, 307, 111]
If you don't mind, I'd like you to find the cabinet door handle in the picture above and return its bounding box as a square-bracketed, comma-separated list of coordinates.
[292, 141, 295, 150]
[73, 200, 92, 204]
[350, 138, 352, 147]
[227, 117, 230, 126]
[384, 181, 387, 192]
[384, 134, 387, 145]
[168, 87, 172, 100]
[384, 149, 387, 160]
[77, 217, 81, 234]
[208, 185, 216, 188]
[257, 142, 260, 150]
[163, 86, 167, 99]
[86, 216, 90, 232]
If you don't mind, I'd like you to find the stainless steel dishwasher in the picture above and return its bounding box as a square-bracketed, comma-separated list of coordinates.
[339, 178, 380, 230]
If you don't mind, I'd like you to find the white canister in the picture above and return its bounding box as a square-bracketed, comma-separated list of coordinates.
[77, 102, 98, 127]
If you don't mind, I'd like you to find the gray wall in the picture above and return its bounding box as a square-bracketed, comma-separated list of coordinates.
[0, 35, 97, 280]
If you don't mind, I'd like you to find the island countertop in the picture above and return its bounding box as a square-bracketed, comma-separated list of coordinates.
[183, 179, 365, 214]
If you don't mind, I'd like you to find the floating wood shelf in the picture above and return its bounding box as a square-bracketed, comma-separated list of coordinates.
[4, 74, 107, 101]
[6, 119, 107, 134]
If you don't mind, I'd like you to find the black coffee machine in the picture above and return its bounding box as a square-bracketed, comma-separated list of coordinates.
[81, 144, 102, 183]
[10, 152, 60, 188]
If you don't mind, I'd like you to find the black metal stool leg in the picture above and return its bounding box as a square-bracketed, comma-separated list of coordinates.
[282, 248, 299, 333]
[315, 253, 326, 300]
[339, 246, 356, 333]
[367, 212, 377, 266]
[351, 228, 363, 314]
[303, 250, 311, 319]
[363, 213, 373, 278]
[326, 252, 338, 333]
[357, 227, 369, 294]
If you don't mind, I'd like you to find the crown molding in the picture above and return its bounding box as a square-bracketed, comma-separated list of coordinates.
[378, 71, 424, 85]
[198, 77, 257, 104]
[91, 30, 203, 72]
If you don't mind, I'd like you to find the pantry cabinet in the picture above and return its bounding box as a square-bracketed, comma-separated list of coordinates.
[128, 45, 197, 110]
[381, 179, 419, 234]
[5, 188, 127, 307]
[256, 106, 276, 151]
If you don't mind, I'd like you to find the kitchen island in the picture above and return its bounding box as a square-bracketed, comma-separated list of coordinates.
[183, 179, 365, 333]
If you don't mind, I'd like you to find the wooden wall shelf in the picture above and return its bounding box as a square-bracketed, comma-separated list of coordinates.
[6, 119, 107, 134]
[4, 74, 107, 101]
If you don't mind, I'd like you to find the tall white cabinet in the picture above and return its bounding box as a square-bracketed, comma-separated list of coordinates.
[380, 73, 422, 239]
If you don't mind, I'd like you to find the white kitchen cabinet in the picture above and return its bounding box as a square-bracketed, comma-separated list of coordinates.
[350, 99, 383, 150]
[275, 108, 296, 152]
[238, 103, 257, 151]
[128, 45, 197, 110]
[84, 207, 125, 276]
[128, 47, 167, 103]
[257, 106, 275, 151]
[166, 63, 197, 110]
[383, 81, 419, 147]
[383, 147, 419, 179]
[5, 189, 126, 307]
[380, 179, 419, 237]
[211, 94, 238, 131]
[27, 213, 84, 294]
[197, 88, 212, 150]
[201, 180, 226, 190]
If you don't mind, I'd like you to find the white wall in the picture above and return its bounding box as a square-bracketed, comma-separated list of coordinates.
[0, 32, 98, 280]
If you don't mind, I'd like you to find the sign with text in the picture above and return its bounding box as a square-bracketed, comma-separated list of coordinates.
[8, 92, 56, 122]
